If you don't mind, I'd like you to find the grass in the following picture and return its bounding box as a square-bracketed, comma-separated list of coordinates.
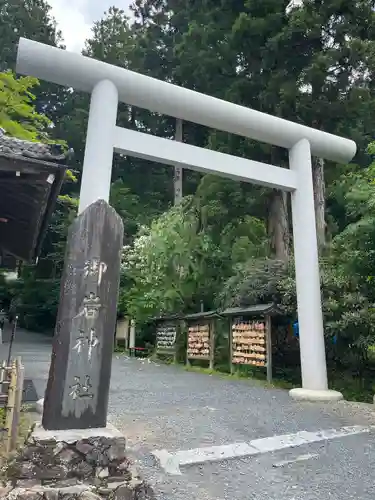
[0, 408, 33, 482]
[183, 364, 295, 391]
[164, 359, 373, 403]
[122, 345, 375, 403]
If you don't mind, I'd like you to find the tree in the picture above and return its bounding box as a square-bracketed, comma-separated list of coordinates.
[0, 0, 68, 128]
[0, 0, 62, 72]
[330, 142, 375, 301]
[0, 71, 76, 332]
[131, 0, 375, 257]
[120, 199, 215, 321]
[0, 71, 53, 141]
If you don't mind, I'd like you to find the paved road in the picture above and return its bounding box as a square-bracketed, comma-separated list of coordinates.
[2, 327, 375, 500]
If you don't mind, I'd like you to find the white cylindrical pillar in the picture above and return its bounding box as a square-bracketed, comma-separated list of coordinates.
[129, 320, 136, 350]
[78, 79, 118, 214]
[289, 139, 342, 401]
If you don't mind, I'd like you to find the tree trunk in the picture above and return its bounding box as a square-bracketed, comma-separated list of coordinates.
[174, 119, 183, 205]
[267, 190, 290, 261]
[312, 157, 326, 249]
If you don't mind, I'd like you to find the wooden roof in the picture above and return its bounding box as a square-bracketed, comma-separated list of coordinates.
[0, 131, 69, 261]
[152, 303, 283, 323]
[220, 303, 283, 317]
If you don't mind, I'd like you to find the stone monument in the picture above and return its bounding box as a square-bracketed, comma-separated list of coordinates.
[2, 201, 154, 499]
[42, 199, 122, 430]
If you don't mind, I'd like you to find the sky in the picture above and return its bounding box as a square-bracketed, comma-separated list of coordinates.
[49, 0, 303, 53]
[48, 0, 133, 53]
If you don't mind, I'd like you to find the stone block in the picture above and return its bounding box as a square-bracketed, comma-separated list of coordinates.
[73, 462, 93, 480]
[113, 484, 135, 500]
[32, 423, 123, 446]
[107, 438, 126, 463]
[3, 423, 154, 500]
[95, 468, 108, 480]
[0, 484, 12, 498]
[79, 492, 102, 500]
[75, 442, 93, 456]
[43, 490, 59, 500]
[56, 448, 80, 466]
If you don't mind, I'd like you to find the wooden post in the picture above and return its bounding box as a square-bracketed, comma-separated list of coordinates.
[6, 360, 17, 452]
[42, 200, 123, 430]
[229, 318, 234, 375]
[185, 322, 190, 367]
[209, 320, 215, 371]
[266, 315, 273, 384]
[7, 316, 18, 368]
[173, 321, 179, 364]
[0, 360, 7, 393]
[9, 357, 24, 451]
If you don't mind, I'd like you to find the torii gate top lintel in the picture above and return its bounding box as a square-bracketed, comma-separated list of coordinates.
[16, 37, 356, 164]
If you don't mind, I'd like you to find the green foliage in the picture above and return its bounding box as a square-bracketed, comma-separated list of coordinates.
[10, 277, 60, 333]
[120, 198, 219, 322]
[0, 0, 63, 72]
[0, 71, 52, 141]
[330, 144, 375, 301]
[278, 260, 375, 362]
[218, 259, 288, 308]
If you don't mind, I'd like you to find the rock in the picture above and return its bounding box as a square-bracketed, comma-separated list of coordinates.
[18, 463, 38, 480]
[135, 484, 156, 500]
[42, 490, 59, 500]
[78, 492, 101, 500]
[49, 479, 80, 489]
[96, 468, 108, 480]
[85, 452, 108, 468]
[0, 483, 12, 498]
[16, 481, 39, 490]
[50, 485, 88, 496]
[21, 447, 43, 462]
[35, 485, 88, 497]
[52, 443, 65, 457]
[126, 466, 143, 489]
[73, 462, 93, 480]
[16, 491, 43, 500]
[106, 481, 126, 491]
[6, 426, 153, 500]
[106, 439, 126, 463]
[59, 494, 84, 500]
[75, 442, 93, 456]
[57, 449, 80, 466]
[113, 484, 134, 500]
[95, 487, 111, 496]
[116, 459, 131, 472]
[37, 466, 68, 481]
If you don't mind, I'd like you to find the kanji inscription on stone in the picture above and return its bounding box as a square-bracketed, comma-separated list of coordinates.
[42, 199, 124, 430]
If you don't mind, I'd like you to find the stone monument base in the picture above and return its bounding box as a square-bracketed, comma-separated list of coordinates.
[3, 423, 154, 500]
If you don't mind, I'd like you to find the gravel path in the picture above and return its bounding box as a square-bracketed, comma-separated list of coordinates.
[2, 328, 375, 500]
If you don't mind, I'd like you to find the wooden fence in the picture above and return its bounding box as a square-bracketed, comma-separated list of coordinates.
[0, 357, 24, 452]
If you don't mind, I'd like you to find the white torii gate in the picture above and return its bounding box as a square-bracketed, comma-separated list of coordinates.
[17, 37, 356, 402]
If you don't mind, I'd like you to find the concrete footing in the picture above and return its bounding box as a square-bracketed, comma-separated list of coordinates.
[290, 388, 344, 402]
